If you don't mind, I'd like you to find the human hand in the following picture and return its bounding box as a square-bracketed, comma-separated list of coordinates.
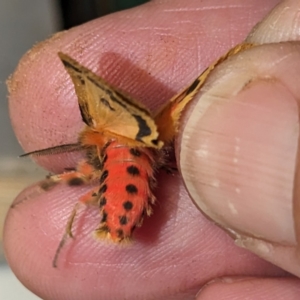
[5, 0, 300, 299]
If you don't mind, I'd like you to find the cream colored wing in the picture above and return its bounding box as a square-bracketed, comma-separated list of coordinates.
[58, 52, 163, 148]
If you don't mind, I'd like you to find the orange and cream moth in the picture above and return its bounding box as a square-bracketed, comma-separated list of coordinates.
[21, 42, 253, 267]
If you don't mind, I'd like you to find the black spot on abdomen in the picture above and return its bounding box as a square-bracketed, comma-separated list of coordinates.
[126, 165, 140, 176]
[119, 215, 128, 225]
[126, 184, 138, 194]
[100, 170, 109, 184]
[99, 197, 107, 208]
[99, 184, 107, 194]
[123, 201, 133, 211]
[101, 210, 108, 223]
[116, 229, 124, 239]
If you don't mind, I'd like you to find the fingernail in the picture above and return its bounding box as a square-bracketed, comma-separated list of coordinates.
[180, 73, 297, 247]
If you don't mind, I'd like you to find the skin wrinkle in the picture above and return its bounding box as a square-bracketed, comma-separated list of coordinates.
[263, 50, 298, 71]
[125, 27, 175, 32]
[163, 5, 248, 13]
[272, 7, 291, 27]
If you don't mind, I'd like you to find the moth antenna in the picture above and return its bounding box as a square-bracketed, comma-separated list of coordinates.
[52, 202, 81, 268]
[20, 143, 83, 157]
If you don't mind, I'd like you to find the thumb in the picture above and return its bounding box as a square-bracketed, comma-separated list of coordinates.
[179, 0, 300, 277]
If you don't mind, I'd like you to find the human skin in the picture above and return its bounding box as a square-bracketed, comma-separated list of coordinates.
[4, 0, 300, 299]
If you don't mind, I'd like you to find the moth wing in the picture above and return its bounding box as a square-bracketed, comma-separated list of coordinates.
[58, 52, 162, 148]
[155, 43, 254, 144]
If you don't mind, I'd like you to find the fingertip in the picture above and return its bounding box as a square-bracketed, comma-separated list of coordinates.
[247, 0, 300, 44]
[178, 0, 300, 277]
[179, 43, 300, 276]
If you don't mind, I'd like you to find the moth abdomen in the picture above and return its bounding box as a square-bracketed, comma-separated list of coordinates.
[95, 142, 156, 242]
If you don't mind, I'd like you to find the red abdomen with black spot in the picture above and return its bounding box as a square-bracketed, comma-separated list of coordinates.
[95, 142, 156, 242]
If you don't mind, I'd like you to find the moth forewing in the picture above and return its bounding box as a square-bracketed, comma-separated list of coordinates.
[58, 52, 163, 148]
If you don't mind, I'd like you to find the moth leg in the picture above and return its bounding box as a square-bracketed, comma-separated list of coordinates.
[51, 142, 111, 189]
[52, 202, 80, 268]
[41, 159, 100, 191]
[52, 186, 100, 268]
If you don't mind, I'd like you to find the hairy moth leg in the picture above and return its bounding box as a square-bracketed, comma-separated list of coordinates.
[52, 186, 100, 268]
[41, 158, 102, 191]
[52, 146, 110, 267]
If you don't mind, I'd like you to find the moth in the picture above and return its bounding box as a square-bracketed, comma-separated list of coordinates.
[21, 43, 253, 267]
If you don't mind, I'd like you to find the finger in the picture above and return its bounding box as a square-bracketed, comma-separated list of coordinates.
[247, 0, 300, 44]
[4, 174, 285, 300]
[197, 277, 300, 300]
[179, 0, 300, 277]
[8, 0, 279, 173]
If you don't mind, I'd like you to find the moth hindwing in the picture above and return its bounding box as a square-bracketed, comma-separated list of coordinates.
[154, 42, 255, 144]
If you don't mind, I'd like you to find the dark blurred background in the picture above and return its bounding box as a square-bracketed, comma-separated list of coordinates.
[58, 0, 148, 29]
